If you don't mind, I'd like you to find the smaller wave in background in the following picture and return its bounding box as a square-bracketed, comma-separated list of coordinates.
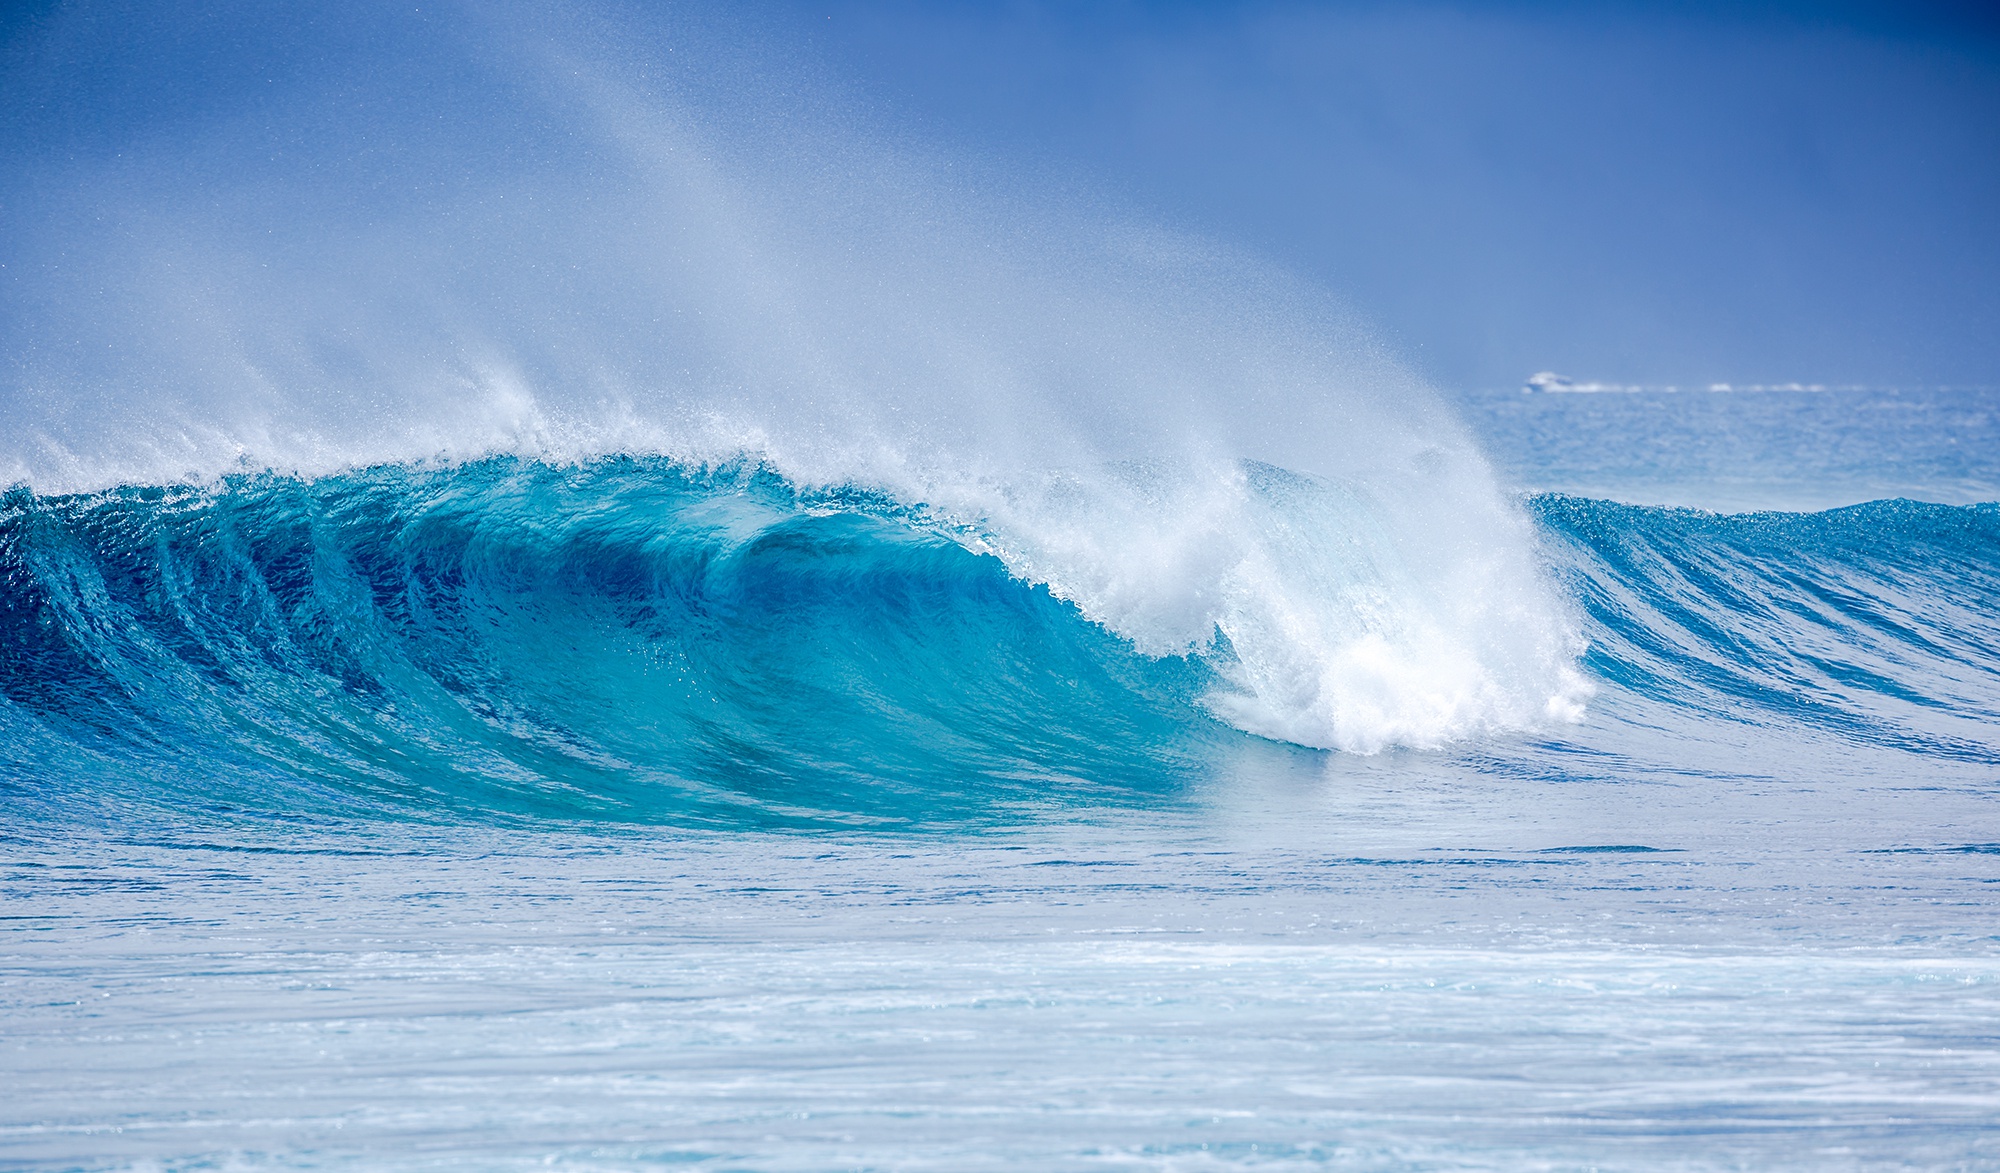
[1538, 493, 2000, 765]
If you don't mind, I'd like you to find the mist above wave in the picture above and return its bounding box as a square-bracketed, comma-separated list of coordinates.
[0, 0, 1587, 754]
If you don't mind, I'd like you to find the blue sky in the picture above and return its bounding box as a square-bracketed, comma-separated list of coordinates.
[3, 0, 1996, 394]
[771, 1, 2000, 389]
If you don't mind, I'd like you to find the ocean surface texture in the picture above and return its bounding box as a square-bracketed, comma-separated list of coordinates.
[4, 388, 1999, 1171]
[3, 3, 1998, 1165]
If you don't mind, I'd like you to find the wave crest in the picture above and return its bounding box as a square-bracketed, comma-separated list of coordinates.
[1, 456, 1596, 823]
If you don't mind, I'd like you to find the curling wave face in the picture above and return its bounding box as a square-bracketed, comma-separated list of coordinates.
[0, 454, 1600, 825]
[7, 454, 1999, 829]
[0, 459, 1203, 827]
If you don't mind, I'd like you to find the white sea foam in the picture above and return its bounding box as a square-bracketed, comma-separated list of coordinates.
[0, 1, 1588, 752]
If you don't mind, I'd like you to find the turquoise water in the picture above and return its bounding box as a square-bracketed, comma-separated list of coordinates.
[5, 411, 2000, 1169]
[3, 3, 1996, 1163]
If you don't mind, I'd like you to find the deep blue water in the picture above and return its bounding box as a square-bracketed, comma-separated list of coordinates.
[5, 390, 2000, 1170]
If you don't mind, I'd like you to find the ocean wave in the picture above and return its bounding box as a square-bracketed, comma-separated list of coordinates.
[5, 456, 1995, 827]
[0, 454, 1588, 821]
[0, 459, 1212, 826]
[1537, 494, 2000, 761]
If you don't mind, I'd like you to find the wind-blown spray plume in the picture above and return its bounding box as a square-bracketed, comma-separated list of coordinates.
[0, 0, 1588, 803]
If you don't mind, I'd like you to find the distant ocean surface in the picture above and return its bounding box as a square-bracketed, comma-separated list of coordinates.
[1455, 384, 2000, 511]
[5, 387, 1999, 1171]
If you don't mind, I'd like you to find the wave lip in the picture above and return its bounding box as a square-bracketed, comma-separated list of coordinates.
[1185, 462, 1591, 753]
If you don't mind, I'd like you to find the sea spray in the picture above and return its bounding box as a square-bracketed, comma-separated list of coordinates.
[5, 8, 1998, 1170]
[0, 0, 1587, 757]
